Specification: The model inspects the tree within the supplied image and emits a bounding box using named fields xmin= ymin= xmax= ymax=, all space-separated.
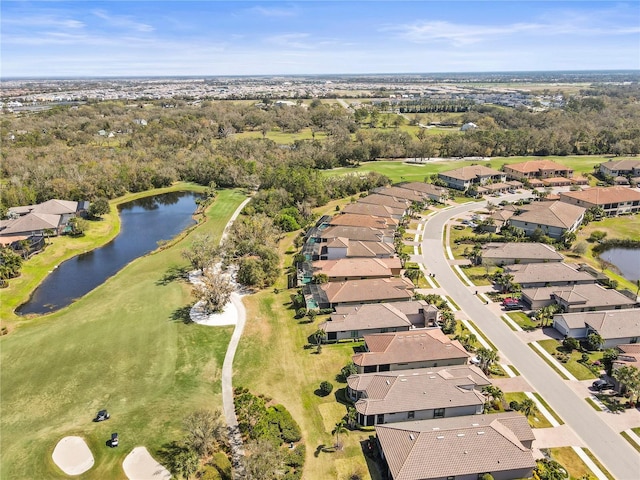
xmin=475 ymin=347 xmax=499 ymax=375
xmin=587 ymin=333 xmax=604 ymax=351
xmin=482 ymin=385 xmax=504 ymax=409
xmin=88 ymin=197 xmax=110 ymax=218
xmin=319 ymin=381 xmax=333 ymax=396
xmin=519 ymin=398 xmax=537 ymax=418
xmin=332 ymin=420 xmax=348 ymax=450
xmin=193 ymin=269 xmax=234 ymax=313
xmin=339 ymin=362 xmax=358 ymax=382
xmin=572 ymin=241 xmax=588 ymax=255
xmin=243 ymin=439 xmax=285 ymax=480
xmin=602 ymin=349 xmax=618 ymax=376
xmin=183 ymin=409 xmax=224 ymax=458
xmin=182 ymin=234 xmax=219 ymax=272
xmin=613 ymin=365 xmax=640 ymax=405
xmin=562 ymin=337 xmax=580 ymax=352
xmin=67 ymin=217 xmax=88 ymax=235
xmin=165 ymin=445 xmax=199 ymax=480
xmin=346 ymin=406 xmax=358 ymax=429
xmin=534 ymin=459 xmax=568 ymax=480
xmin=312 ymin=329 xmax=327 ymax=348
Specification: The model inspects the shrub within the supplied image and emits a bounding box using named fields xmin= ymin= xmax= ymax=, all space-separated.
xmin=209 ymin=452 xmax=232 ymax=480
xmin=580 ymin=353 xmax=590 ymax=363
xmin=338 ymin=362 xmax=358 ymax=382
xmin=509 ymin=400 xmax=521 ymax=411
xmin=295 ymin=308 xmax=307 ymax=319
xmin=200 ymin=465 xmax=222 ymax=480
xmin=589 ymin=231 xmax=607 ymax=242
xmin=562 ymin=337 xmax=580 ymax=352
xmin=272 ymin=405 xmax=302 ymax=443
xmin=286 ymin=444 xmax=306 ymax=468
xmin=319 ymin=381 xmax=334 ymax=396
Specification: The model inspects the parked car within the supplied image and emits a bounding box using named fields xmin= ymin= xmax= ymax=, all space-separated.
xmin=94 ymin=410 xmax=110 ymax=422
xmin=502 ymin=298 xmax=522 ymax=310
xmin=592 ymin=379 xmax=614 ymax=391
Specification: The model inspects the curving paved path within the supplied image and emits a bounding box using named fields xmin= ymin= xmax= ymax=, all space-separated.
xmin=417 ymin=198 xmax=640 ymax=480
xmin=219 ymin=196 xmax=251 ymax=478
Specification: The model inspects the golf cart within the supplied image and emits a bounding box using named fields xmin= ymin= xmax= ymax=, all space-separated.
xmin=110 ymin=433 xmax=119 ymax=448
xmin=94 ymin=409 xmax=110 ymax=422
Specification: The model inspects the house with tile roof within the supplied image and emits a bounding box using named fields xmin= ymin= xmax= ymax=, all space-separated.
xmin=481 ymin=242 xmax=563 ymax=266
xmin=373 ymin=186 xmax=426 ymax=204
xmin=508 ymin=201 xmax=585 ymax=239
xmin=311 ymin=237 xmax=396 ymax=261
xmin=347 ymin=365 xmax=490 ymax=427
xmin=1 ymin=199 xmax=87 ymax=238
xmin=521 ymin=283 xmax=638 ymax=312
xmin=318 ymin=225 xmax=394 ymax=243
xmin=358 ymin=193 xmax=411 ymax=210
xmin=311 ymin=257 xmax=402 ymax=281
xmin=397 ymin=182 xmax=448 ymax=203
xmin=341 ymin=202 xmax=405 ymax=219
xmin=611 ymin=344 xmax=640 ymax=392
xmin=599 ymin=159 xmax=640 ymax=178
xmin=438 ymin=165 xmax=506 ymax=191
xmin=352 ymin=329 xmax=469 ymax=374
xmin=318 ymin=300 xmax=439 ymax=342
xmin=375 ymin=412 xmax=536 ymax=480
xmin=503 ymin=160 xmax=573 ymax=181
xmin=553 ymin=310 xmax=640 ymax=348
xmin=329 ymin=213 xmax=398 ymax=229
xmin=502 ymin=262 xmax=596 ymax=288
xmin=308 ymin=277 xmax=415 ymax=310
xmin=559 ymin=187 xmax=640 ymax=216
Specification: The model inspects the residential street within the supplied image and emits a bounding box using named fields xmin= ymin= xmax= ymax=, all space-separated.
xmin=418 ymin=200 xmax=640 ymax=480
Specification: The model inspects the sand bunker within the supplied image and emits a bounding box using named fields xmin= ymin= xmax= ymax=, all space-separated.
xmin=123 ymin=447 xmax=171 ymax=480
xmin=52 ymin=436 xmax=94 ymax=476
xmin=188 ymin=269 xmax=239 ymax=326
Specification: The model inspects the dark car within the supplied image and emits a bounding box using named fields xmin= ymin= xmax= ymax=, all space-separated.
xmin=592 ymin=379 xmax=614 ymax=391
xmin=94 ymin=409 xmax=110 ymax=422
xmin=502 ymin=298 xmax=522 ymax=310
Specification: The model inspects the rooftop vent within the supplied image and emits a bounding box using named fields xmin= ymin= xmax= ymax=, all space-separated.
xmin=477 ymin=431 xmax=485 ymax=435
xmin=436 ymin=435 xmax=445 ymax=440
xmin=409 ymin=434 xmax=415 ymax=440
xmin=457 ymin=433 xmax=465 ymax=437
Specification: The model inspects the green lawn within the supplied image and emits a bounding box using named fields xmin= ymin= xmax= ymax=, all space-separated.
xmin=493 ymin=392 xmax=553 ymax=429
xmin=507 ymin=312 xmax=539 ymax=331
xmin=459 ymin=265 xmax=495 ymax=286
xmin=0 ymin=189 xmax=247 ymax=479
xmin=537 ymin=339 xmax=603 ymax=380
xmin=548 ymin=447 xmax=600 ymax=480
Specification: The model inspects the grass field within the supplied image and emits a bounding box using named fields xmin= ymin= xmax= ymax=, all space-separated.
xmin=499 ymin=392 xmax=553 ymax=428
xmin=0 ymin=188 xmax=246 ymax=479
xmin=507 ymin=312 xmax=539 ymax=331
xmin=537 ymin=339 xmax=603 ymax=380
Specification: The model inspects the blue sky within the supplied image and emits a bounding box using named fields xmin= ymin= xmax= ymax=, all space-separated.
xmin=2 ymin=1 xmax=639 ymax=77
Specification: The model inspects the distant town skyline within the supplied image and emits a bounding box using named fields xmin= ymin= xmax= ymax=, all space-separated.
xmin=2 ymin=1 xmax=639 ymax=78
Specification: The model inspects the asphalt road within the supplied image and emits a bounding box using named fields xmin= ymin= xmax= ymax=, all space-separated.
xmin=419 ymin=200 xmax=640 ymax=480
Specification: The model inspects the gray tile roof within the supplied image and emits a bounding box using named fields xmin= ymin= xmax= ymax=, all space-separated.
xmin=481 ymin=242 xmax=563 ymax=262
xmin=0 ymin=213 xmax=61 ymax=235
xmin=510 ymin=201 xmax=585 ymax=229
xmin=555 ymin=310 xmax=640 ymax=339
xmin=376 ymin=412 xmax=535 ymax=480
xmin=349 ymin=365 xmax=489 ymax=415
xmin=353 ymin=329 xmax=469 ymax=367
xmin=504 ymin=262 xmax=595 ymax=285
xmin=320 ymin=300 xmax=433 ymax=333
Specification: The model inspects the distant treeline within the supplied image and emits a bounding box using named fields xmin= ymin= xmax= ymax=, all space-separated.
xmin=1 ymin=84 xmax=639 ymax=212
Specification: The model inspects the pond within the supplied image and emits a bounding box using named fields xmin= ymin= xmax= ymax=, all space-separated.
xmin=17 ymin=191 xmax=201 ymax=315
xmin=600 ymin=247 xmax=640 ymax=283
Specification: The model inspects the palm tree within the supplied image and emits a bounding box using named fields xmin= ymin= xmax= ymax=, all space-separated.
xmin=312 ymin=329 xmax=327 ymax=352
xmin=613 ymin=365 xmax=640 ymax=406
xmin=346 ymin=406 xmax=358 ymax=429
xmin=332 ymin=420 xmax=348 ymax=450
xmin=519 ymin=398 xmax=537 ymax=418
xmin=476 ymin=347 xmax=499 ymax=375
xmin=482 ymin=385 xmax=504 ymax=409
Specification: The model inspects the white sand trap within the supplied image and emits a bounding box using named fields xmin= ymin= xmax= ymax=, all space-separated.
xmin=191 ymin=297 xmax=238 ymax=326
xmin=52 ymin=436 xmax=94 ymax=476
xmin=123 ymin=447 xmax=171 ymax=480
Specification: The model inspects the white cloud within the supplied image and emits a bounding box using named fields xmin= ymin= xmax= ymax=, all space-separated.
xmin=92 ymin=9 xmax=154 ymax=33
xmin=265 ymin=33 xmax=314 ymax=49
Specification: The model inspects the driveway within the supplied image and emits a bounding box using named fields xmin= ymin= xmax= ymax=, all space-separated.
xmin=417 ymin=198 xmax=640 ymax=480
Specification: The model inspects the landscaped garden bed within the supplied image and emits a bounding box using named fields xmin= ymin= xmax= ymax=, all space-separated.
xmin=537 ymin=339 xmax=603 ymax=380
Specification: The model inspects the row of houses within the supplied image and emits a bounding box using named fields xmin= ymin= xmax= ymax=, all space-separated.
xmin=479 ymin=242 xmax=640 ymax=345
xmin=437 ymin=160 xmax=640 ymax=217
xmin=301 ymin=182 xmax=447 ymax=310
xmin=297 ymin=187 xmax=539 ymax=479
